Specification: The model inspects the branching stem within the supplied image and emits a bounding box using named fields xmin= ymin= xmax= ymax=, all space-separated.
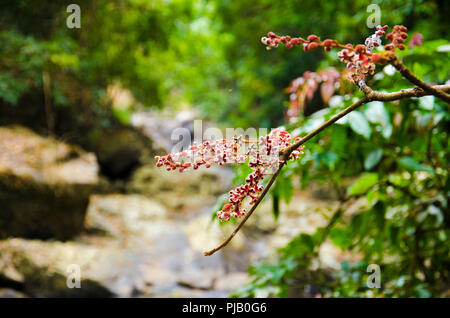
xmin=203 ymin=83 xmax=450 ymax=256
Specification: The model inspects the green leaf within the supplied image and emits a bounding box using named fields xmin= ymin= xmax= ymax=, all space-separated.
xmin=347 ymin=173 xmax=379 ymax=196
xmin=329 ymin=228 xmax=352 ymax=249
xmin=211 ymin=193 xmax=228 ymax=221
xmin=364 ymin=101 xmax=390 ymax=127
xmin=382 ymin=123 xmax=393 ymax=139
xmin=388 ymin=225 xmax=400 ymax=247
xmin=397 ymin=157 xmax=434 ymax=174
xmin=320 ymin=151 xmax=339 ymax=170
xmin=388 ymin=173 xmax=411 ymax=187
xmin=418 ymin=95 xmax=435 ymax=111
xmin=272 ymin=191 xmax=280 ymax=221
xmin=271 ymin=267 xmax=286 ymax=284
xmin=364 ymin=149 xmax=383 ymax=170
xmin=279 ymin=175 xmax=293 ymax=204
xmin=348 ymin=111 xmax=371 ymax=139
xmin=364 ymin=102 xmax=392 ymax=139
xmin=331 ymin=125 xmax=348 ymax=151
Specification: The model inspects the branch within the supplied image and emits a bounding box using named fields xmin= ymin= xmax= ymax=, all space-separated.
xmin=360 ymin=83 xmax=450 ymax=102
xmin=390 ymin=58 xmax=450 ymax=104
xmin=203 ymin=83 xmax=449 ymax=256
xmin=204 ymin=97 xmax=367 ymax=256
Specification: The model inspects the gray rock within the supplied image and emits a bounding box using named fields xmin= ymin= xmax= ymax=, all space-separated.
xmin=0 ymin=238 xmax=152 ymax=297
xmin=0 ymin=288 xmax=27 ymax=298
xmin=215 ymin=272 xmax=250 ymax=292
xmin=127 ymin=164 xmax=233 ymax=212
xmin=0 ymin=126 xmax=100 ymax=240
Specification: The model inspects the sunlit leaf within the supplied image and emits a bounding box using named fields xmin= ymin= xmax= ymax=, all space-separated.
xmin=348 ymin=111 xmax=371 ymax=139
xmin=418 ymin=95 xmax=435 ymax=110
xmin=329 ymin=228 xmax=352 ymax=249
xmin=364 ymin=149 xmax=383 ymax=170
xmin=347 ymin=173 xmax=379 ymax=196
xmin=397 ymin=157 xmax=434 ymax=174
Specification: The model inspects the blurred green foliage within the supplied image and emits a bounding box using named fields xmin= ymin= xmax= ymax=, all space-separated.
xmin=1 ymin=0 xmax=449 ymax=298
xmin=2 ymin=0 xmax=448 ymax=123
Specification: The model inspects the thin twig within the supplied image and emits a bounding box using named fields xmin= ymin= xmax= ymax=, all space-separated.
xmin=360 ymin=83 xmax=450 ymax=102
xmin=283 ymin=83 xmax=450 ymax=157
xmin=280 ymin=97 xmax=368 ymax=159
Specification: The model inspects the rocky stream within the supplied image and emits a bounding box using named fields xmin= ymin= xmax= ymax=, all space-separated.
xmin=0 ymin=112 xmax=351 ymax=298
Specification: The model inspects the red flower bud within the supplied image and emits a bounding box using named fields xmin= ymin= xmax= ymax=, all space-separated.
xmin=355 ymin=44 xmax=366 ymax=53
xmin=371 ymin=53 xmax=381 ymax=64
xmin=307 ymin=35 xmax=319 ymax=42
xmin=222 ymin=204 xmax=232 ymax=212
xmin=290 ymin=38 xmax=300 ymax=46
xmin=307 ymin=42 xmax=319 ymax=50
xmin=322 ymin=39 xmax=334 ymax=47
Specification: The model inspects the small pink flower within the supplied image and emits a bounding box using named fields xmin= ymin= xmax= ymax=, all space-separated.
xmin=410 ymin=33 xmax=423 ymax=48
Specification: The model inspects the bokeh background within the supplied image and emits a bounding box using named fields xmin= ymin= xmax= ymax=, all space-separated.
xmin=0 ymin=0 xmax=449 ymax=297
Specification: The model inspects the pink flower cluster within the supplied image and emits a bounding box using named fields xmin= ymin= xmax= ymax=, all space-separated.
xmin=364 ymin=25 xmax=388 ymax=52
xmin=155 ymin=137 xmax=246 ymax=172
xmin=218 ymin=168 xmax=264 ymax=221
xmin=385 ymin=25 xmax=408 ymax=51
xmin=155 ymin=128 xmax=305 ymax=222
xmin=285 ymin=68 xmax=341 ymax=119
xmin=261 ymin=25 xmax=412 ymax=84
xmin=338 ymin=25 xmax=388 ymax=82
xmin=410 ymin=33 xmax=423 ymax=49
xmin=217 ymin=129 xmax=304 ymax=222
xmin=261 ymin=32 xmax=307 ymax=50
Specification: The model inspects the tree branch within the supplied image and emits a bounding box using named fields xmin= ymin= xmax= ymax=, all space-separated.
xmin=203 ymin=83 xmax=450 ymax=256
xmin=390 ymin=58 xmax=450 ymax=104
xmin=360 ymin=83 xmax=450 ymax=102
